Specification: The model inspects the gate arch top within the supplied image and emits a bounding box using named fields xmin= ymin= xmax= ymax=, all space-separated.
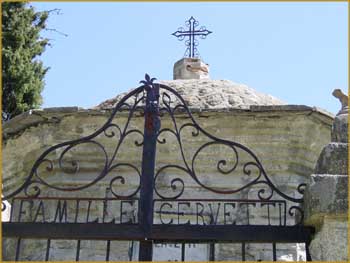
xmin=3 ymin=74 xmax=306 ymax=225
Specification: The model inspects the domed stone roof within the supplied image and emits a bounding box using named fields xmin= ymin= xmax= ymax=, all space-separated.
xmin=95 ymin=79 xmax=285 ymax=110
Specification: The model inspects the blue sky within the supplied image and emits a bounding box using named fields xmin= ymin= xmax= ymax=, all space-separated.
xmin=32 ymin=1 xmax=348 ymax=115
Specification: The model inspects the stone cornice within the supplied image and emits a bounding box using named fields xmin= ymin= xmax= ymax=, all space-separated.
xmin=2 ymin=105 xmax=334 ymax=141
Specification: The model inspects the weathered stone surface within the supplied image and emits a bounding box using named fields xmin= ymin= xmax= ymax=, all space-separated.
xmin=303 ymin=97 xmax=348 ymax=261
xmin=304 ymin=174 xmax=348 ymax=227
xmin=3 ymin=105 xmax=333 ymax=140
xmin=95 ymin=79 xmax=286 ymax=110
xmin=314 ymin=143 xmax=348 ymax=175
xmin=309 ymin=217 xmax=348 ymax=261
xmin=332 ymin=89 xmax=348 ymax=116
xmin=2 ymin=111 xmax=46 ymax=138
xmin=42 ymin=106 xmax=81 ymax=112
xmin=2 ymin=108 xmax=332 ymax=197
xmin=331 ymin=113 xmax=348 ymax=143
xmin=173 ymin=58 xmax=210 ymax=80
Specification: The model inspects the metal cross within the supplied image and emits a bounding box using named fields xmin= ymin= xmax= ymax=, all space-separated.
xmin=172 ymin=16 xmax=212 ymax=58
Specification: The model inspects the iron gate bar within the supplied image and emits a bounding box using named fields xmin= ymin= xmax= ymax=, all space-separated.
xmin=138 ymin=76 xmax=160 ymax=260
xmin=181 ymin=242 xmax=185 ymax=261
xmin=150 ymin=225 xmax=314 ymax=243
xmin=15 ymin=238 xmax=21 ymax=261
xmin=305 ymin=242 xmax=312 ymax=261
xmin=45 ymin=239 xmax=50 ymax=261
xmin=75 ymin=240 xmax=81 ymax=261
xmin=242 ymin=242 xmax=246 ymax=261
xmin=272 ymin=242 xmax=277 ymax=261
xmin=3 ymin=222 xmax=144 ymax=240
xmin=106 ymin=240 xmax=111 ymax=261
xmin=209 ymin=243 xmax=215 ymax=261
xmin=3 ymin=223 xmax=314 ymax=243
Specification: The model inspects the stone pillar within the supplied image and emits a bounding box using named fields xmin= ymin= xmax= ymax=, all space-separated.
xmin=173 ymin=58 xmax=209 ymax=80
xmin=304 ymin=89 xmax=348 ymax=261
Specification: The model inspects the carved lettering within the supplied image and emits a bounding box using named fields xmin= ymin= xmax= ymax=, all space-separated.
xmin=18 ymin=200 xmax=32 ymax=222
xmin=196 ymin=202 xmax=205 ymax=225
xmin=33 ymin=200 xmax=46 ymax=222
xmin=208 ymin=203 xmax=221 ymax=225
xmin=13 ymin=198 xmax=140 ymax=224
xmin=223 ymin=203 xmax=236 ymax=225
xmin=261 ymin=203 xmax=276 ymax=225
xmin=178 ymin=202 xmax=191 ymax=225
xmin=11 ymin=198 xmax=286 ymax=226
xmin=54 ymin=200 xmax=68 ymax=223
xmin=159 ymin=203 xmax=173 ymax=225
xmin=86 ymin=200 xmax=99 ymax=223
xmin=120 ymin=200 xmax=134 ymax=224
xmin=239 ymin=203 xmax=256 ymax=225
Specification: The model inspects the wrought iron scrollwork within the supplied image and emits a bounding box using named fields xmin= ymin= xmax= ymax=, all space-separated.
xmin=2 ymin=74 xmax=307 ymax=225
xmin=153 ymin=82 xmax=306 ymax=224
xmin=3 ymin=80 xmax=147 ymax=202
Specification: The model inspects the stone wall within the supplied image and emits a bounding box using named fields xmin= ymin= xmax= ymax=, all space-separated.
xmin=304 ymin=106 xmax=348 ymax=261
xmin=2 ymin=105 xmax=333 ymax=261
xmin=2 ymin=105 xmax=332 ymax=196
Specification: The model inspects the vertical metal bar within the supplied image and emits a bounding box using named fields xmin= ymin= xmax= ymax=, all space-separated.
xmin=209 ymin=243 xmax=215 ymax=261
xmin=128 ymin=241 xmax=135 ymax=261
xmin=18 ymin=200 xmax=24 ymax=222
xmin=45 ymin=239 xmax=51 ymax=261
xmin=139 ymin=241 xmax=152 ymax=261
xmin=106 ymin=240 xmax=111 ymax=261
xmin=190 ymin=21 xmax=194 ymax=57
xmin=272 ymin=242 xmax=277 ymax=261
xmin=278 ymin=203 xmax=282 ymax=226
xmin=15 ymin=238 xmax=21 ymax=261
xmin=181 ymin=243 xmax=185 ymax=262
xmin=74 ymin=200 xmax=80 ymax=223
xmin=138 ymin=81 xmax=160 ymax=261
xmin=76 ymin=240 xmax=81 ymax=261
xmin=241 ymin=242 xmax=246 ymax=261
xmin=9 ymin=199 xmax=15 ymax=222
xmin=305 ymin=242 xmax=312 ymax=261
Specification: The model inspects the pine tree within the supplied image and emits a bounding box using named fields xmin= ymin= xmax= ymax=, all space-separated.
xmin=2 ymin=2 xmax=49 ymax=118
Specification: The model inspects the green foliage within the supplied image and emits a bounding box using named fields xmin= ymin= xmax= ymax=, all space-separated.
xmin=2 ymin=2 xmax=49 ymax=117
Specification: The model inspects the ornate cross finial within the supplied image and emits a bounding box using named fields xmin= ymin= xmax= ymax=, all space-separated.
xmin=172 ymin=16 xmax=212 ymax=58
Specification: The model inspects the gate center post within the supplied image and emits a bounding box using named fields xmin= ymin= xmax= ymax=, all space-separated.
xmin=138 ymin=79 xmax=160 ymax=261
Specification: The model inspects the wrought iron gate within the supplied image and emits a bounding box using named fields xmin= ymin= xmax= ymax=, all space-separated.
xmin=2 ymin=75 xmax=314 ymax=261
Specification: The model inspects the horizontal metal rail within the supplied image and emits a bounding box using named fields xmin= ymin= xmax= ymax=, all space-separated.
xmin=3 ymin=223 xmax=314 ymax=243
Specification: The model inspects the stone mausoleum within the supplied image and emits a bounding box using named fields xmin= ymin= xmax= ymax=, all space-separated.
xmin=2 ymin=56 xmax=348 ymax=261
xmin=1 ymin=16 xmax=348 ymax=260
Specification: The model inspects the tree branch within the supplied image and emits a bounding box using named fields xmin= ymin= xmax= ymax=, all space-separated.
xmin=44 ymin=28 xmax=68 ymax=37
